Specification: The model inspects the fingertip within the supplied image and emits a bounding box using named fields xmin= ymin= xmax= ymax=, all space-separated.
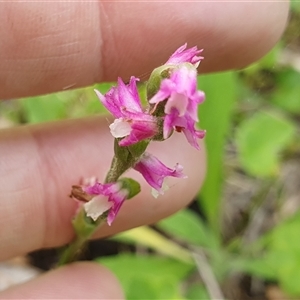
xmin=0 ymin=1 xmax=290 ymax=98
xmin=0 ymin=262 xmax=124 ymax=299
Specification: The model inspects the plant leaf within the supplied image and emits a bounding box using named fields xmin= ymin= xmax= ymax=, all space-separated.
xmin=235 ymin=110 xmax=296 ymax=177
xmin=157 ymin=209 xmax=220 ymax=249
xmin=97 ymin=254 xmax=193 ymax=299
xmin=197 ymin=71 xmax=237 ymax=232
xmin=111 ymin=226 xmax=193 ymax=264
xmin=272 ymin=68 xmax=300 ymax=114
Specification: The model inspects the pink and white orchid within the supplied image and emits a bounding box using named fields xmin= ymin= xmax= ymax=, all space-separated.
xmin=95 ymin=76 xmax=157 ymax=146
xmin=149 ymin=66 xmax=206 ymax=149
xmin=133 ymin=152 xmax=186 ymax=195
xmin=83 ymin=182 xmax=128 ymax=225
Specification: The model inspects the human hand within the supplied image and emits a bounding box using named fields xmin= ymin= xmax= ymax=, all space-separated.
xmin=0 ymin=1 xmax=289 ymax=298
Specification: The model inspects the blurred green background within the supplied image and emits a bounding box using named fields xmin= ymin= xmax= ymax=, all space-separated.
xmin=1 ymin=3 xmax=300 ymax=300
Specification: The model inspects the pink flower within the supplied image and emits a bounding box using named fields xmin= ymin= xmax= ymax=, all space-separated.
xmin=133 ymin=152 xmax=186 ymax=195
xmin=95 ymin=77 xmax=157 ymax=146
xmin=83 ymin=182 xmax=128 ymax=225
xmin=149 ymin=66 xmax=205 ymax=149
xmin=165 ymin=43 xmax=203 ymax=67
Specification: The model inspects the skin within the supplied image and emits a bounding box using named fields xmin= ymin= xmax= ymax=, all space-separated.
xmin=0 ymin=1 xmax=289 ymax=298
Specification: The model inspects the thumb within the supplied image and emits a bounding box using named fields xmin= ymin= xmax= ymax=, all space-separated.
xmin=0 ymin=262 xmax=124 ymax=299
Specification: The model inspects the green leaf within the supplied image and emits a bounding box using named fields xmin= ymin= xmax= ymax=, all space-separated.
xmin=230 ymin=257 xmax=277 ymax=281
xmin=111 ymin=226 xmax=193 ymax=264
xmin=272 ymin=68 xmax=300 ymax=114
xmin=157 ymin=209 xmax=220 ymax=249
xmin=186 ymin=284 xmax=210 ymax=300
xmin=81 ymin=85 xmax=112 ymax=115
xmin=97 ymin=254 xmax=193 ymax=299
xmin=20 ymin=94 xmax=67 ymax=123
xmin=235 ymin=110 xmax=296 ymax=177
xmin=197 ymin=72 xmax=237 ymax=232
xmin=269 ymin=213 xmax=300 ymax=253
xmin=262 ymin=213 xmax=300 ymax=296
xmin=93 ymin=82 xmax=113 ymax=93
xmin=71 ymin=84 xmax=114 ymax=117
xmin=233 ymin=214 xmax=300 ymax=296
xmin=19 ymin=84 xmax=112 ymax=123
xmin=291 ymin=1 xmax=300 ymax=12
xmin=236 ymin=212 xmax=300 ymax=297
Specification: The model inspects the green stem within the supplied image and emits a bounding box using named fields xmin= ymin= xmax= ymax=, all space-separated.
xmin=58 ymin=211 xmax=105 ymax=266
xmin=57 ymin=236 xmax=87 ymax=266
xmin=105 ymin=156 xmax=130 ymax=183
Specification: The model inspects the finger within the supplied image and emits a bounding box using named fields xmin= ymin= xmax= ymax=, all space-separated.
xmin=0 ymin=1 xmax=289 ymax=99
xmin=0 ymin=116 xmax=206 ymax=260
xmin=0 ymin=262 xmax=124 ymax=299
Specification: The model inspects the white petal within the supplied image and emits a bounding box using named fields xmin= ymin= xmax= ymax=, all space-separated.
xmin=109 ymin=119 xmax=131 ymax=138
xmin=151 ymin=182 xmax=170 ymax=199
xmin=81 ymin=176 xmax=98 ymax=186
xmin=165 ymin=93 xmax=188 ymax=117
xmin=151 ymin=188 xmax=161 ymax=199
xmin=84 ymin=196 xmax=113 ymax=221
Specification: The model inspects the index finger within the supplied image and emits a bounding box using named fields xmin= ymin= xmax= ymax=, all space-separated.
xmin=0 ymin=1 xmax=289 ymax=99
